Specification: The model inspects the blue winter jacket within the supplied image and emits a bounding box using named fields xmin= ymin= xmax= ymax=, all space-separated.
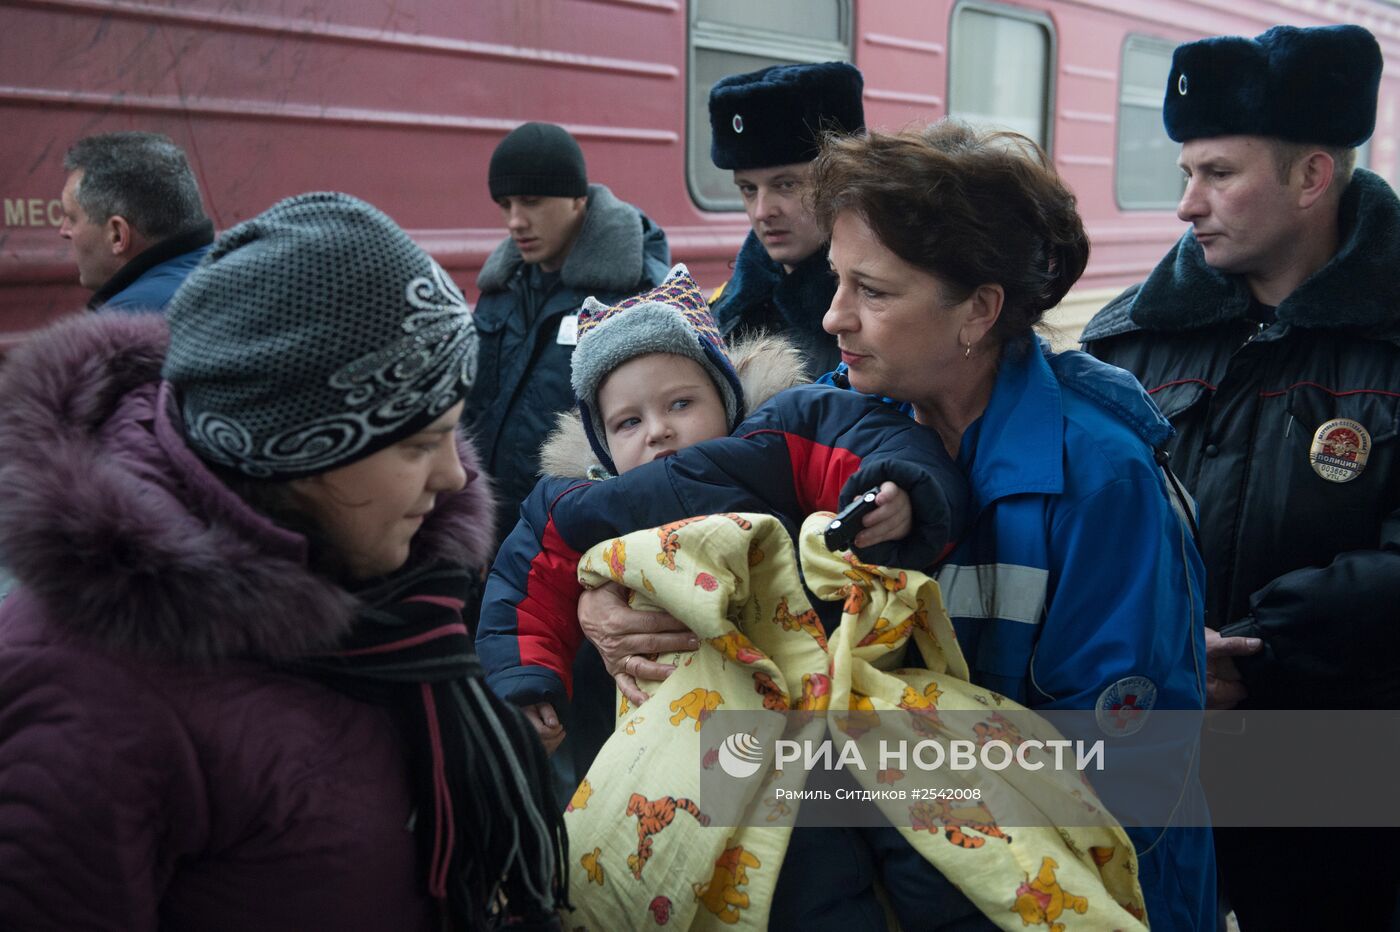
xmin=711 ymin=231 xmax=840 ymax=376
xmin=88 ymin=222 xmax=214 ymax=313
xmin=822 ymin=342 xmax=1215 ymax=932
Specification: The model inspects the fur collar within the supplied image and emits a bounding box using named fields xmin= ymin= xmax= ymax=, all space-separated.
xmin=537 ymin=333 xmax=808 ymax=479
xmin=0 ymin=313 xmax=495 ymax=662
xmin=476 ymin=184 xmax=648 ymax=294
xmin=1083 ymin=169 xmax=1400 ymax=344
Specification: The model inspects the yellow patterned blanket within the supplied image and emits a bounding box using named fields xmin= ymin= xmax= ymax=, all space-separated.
xmin=562 ymin=513 xmax=1148 ymax=931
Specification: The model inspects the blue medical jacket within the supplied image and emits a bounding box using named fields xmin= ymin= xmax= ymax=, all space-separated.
xmin=825 ymin=343 xmax=1215 ymax=931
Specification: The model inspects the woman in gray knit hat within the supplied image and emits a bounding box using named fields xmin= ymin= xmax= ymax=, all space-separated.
xmin=0 ymin=193 xmax=566 ymax=931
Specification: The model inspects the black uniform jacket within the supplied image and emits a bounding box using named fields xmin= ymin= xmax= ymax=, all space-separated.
xmin=1082 ymin=169 xmax=1400 ymax=708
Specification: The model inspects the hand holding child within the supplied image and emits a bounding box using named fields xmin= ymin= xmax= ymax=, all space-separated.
xmin=578 ymin=583 xmax=700 ymax=706
xmin=523 ymin=701 xmax=566 ymax=754
xmin=852 ymin=481 xmax=912 ymax=549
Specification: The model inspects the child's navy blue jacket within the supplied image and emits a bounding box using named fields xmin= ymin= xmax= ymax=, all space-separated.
xmin=476 ymin=383 xmax=970 ymax=708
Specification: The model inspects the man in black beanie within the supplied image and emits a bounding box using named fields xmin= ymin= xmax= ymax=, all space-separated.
xmin=1082 ymin=25 xmax=1400 ymax=930
xmin=464 ymin=120 xmax=670 ymax=798
xmin=707 ymin=62 xmax=864 ymax=377
xmin=466 ymin=122 xmax=671 ymax=551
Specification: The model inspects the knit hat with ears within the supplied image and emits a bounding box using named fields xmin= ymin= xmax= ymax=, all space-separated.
xmin=571 ymin=264 xmax=745 ymax=474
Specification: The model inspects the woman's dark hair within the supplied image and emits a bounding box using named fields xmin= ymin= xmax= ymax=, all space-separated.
xmin=211 ymin=466 xmax=354 ymax=581
xmin=810 ymin=120 xmax=1090 ymax=347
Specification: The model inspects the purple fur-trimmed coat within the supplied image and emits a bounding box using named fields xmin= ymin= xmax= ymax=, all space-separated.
xmin=0 ymin=313 xmax=495 ymax=931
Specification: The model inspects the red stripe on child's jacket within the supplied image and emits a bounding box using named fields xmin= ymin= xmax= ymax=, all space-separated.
xmin=516 ymin=514 xmax=586 ymax=696
xmin=778 ymin=431 xmax=864 ymax=514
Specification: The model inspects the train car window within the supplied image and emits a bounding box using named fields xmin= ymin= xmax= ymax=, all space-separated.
xmin=694 ymin=0 xmax=844 ymax=42
xmin=687 ymin=0 xmax=853 ymax=211
xmin=1117 ymin=35 xmax=1185 ymax=209
xmin=948 ymin=2 xmax=1055 ymax=150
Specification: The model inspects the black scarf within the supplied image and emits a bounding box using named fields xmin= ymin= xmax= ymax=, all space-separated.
xmin=291 ymin=562 xmax=568 ymax=930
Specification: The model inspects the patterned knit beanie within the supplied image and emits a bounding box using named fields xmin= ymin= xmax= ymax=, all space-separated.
xmin=162 ymin=192 xmax=478 ymax=479
xmin=572 ymin=264 xmax=744 ymax=474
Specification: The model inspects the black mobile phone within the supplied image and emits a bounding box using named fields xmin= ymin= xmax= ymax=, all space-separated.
xmin=823 ymin=487 xmax=881 ymax=552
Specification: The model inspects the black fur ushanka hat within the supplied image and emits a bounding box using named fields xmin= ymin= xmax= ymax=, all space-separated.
xmin=1165 ymin=24 xmax=1381 ymax=147
xmin=709 ymin=61 xmax=865 ymax=170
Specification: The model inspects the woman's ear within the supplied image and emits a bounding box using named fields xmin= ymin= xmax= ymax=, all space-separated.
xmin=964 ymin=283 xmax=1004 ymax=345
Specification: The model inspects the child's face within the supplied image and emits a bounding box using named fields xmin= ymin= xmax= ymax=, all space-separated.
xmin=597 ymin=353 xmax=729 ymax=474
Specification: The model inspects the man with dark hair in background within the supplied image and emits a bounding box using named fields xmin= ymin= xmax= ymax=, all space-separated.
xmin=59 ymin=132 xmax=213 ymax=312
xmin=1082 ymin=24 xmax=1400 ymax=930
xmin=707 ymin=61 xmax=864 ymax=377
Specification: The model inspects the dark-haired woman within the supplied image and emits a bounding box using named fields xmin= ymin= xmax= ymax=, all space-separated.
xmin=0 ymin=193 xmax=565 ymax=931
xmin=810 ymin=121 xmax=1214 ymax=931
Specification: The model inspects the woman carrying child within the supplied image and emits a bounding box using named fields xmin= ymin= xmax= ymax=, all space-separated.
xmin=810 ymin=120 xmax=1213 ymax=931
xmin=576 ymin=122 xmax=1214 ymax=930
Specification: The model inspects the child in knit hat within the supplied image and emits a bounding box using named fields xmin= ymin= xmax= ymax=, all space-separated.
xmin=477 ymin=264 xmax=969 ymax=752
xmin=569 ymin=264 xmax=748 ymax=479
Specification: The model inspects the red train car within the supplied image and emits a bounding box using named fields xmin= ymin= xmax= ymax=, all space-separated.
xmin=3 ymin=0 xmax=1398 ymax=347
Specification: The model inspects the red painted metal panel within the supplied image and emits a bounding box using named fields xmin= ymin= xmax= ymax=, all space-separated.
xmin=0 ymin=0 xmax=714 ymax=342
xmin=3 ymin=0 xmax=1400 ymax=345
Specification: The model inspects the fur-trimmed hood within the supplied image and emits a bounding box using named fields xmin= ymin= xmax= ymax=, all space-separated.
xmin=1082 ymin=168 xmax=1400 ymax=345
xmin=0 ymin=313 xmax=495 ymax=663
xmin=537 ymin=332 xmax=808 ymax=478
xmin=476 ymin=184 xmax=666 ymax=294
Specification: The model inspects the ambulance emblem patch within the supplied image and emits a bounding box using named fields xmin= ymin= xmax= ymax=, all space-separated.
xmin=1095 ymin=676 xmax=1156 ymax=737
xmin=1309 ymin=418 xmax=1371 ymax=483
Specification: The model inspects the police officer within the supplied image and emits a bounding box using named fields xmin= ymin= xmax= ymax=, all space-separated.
xmin=707 ymin=61 xmax=864 ymax=377
xmin=1082 ymin=25 xmax=1400 ymax=930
